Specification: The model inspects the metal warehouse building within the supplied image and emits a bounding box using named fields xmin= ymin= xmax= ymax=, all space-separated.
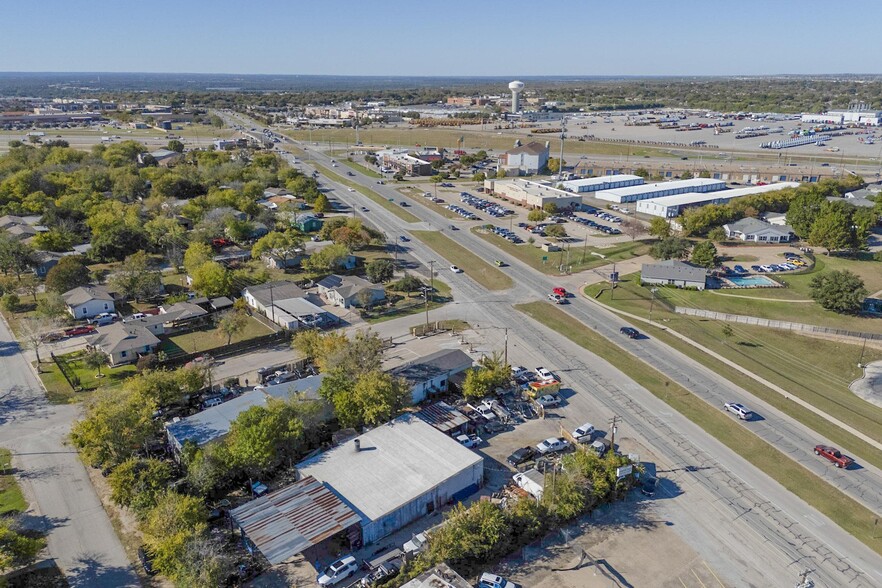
xmin=595 ymin=178 xmax=726 ymax=203
xmin=559 ymin=174 xmax=644 ymax=193
xmin=297 ymin=415 xmax=484 ymax=545
xmin=636 ymin=182 xmax=800 ymax=218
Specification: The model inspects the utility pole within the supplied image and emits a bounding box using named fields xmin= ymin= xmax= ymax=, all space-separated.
xmin=648 ymin=287 xmax=659 ymax=323
xmin=503 ymin=327 xmax=509 ymax=367
xmin=609 ymin=415 xmax=620 ymax=449
xmin=859 ymin=337 xmax=868 ymax=368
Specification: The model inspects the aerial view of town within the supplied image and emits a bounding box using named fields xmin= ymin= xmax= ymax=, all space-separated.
xmin=2 ymin=2 xmax=882 ymax=588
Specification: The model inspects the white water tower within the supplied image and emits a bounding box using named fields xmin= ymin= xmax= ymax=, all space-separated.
xmin=509 ymin=80 xmax=525 ymax=113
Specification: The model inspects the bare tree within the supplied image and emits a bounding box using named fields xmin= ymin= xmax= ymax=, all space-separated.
xmin=19 ymin=317 xmax=57 ymax=371
xmin=621 ymin=218 xmax=644 ymax=241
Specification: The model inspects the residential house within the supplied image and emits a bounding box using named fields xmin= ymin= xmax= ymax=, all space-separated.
xmin=389 ymin=349 xmax=474 ymax=404
xmin=267 ymin=296 xmax=331 ymax=330
xmin=316 ymin=274 xmax=385 ymax=308
xmin=640 ymin=260 xmax=708 ymax=290
xmin=144 ymin=148 xmax=184 ymax=167
xmin=723 ymin=217 xmax=794 ymax=243
xmin=62 ymin=285 xmax=115 ymax=319
xmin=87 ymin=323 xmax=160 ymax=366
xmin=294 ymin=214 xmax=323 ymax=233
xmin=32 ymin=251 xmax=64 ymax=277
xmin=243 ymin=281 xmax=306 ymax=315
xmin=159 ymin=301 xmax=208 ymax=326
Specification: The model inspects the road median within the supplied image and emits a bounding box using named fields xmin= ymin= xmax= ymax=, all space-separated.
xmin=411 ymin=230 xmax=513 ymax=291
xmin=313 ymin=164 xmax=421 ymax=223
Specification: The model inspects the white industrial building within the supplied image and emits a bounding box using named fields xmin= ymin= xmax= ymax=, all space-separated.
xmin=636 ymin=182 xmax=800 ymax=218
xmin=560 ymin=174 xmax=644 ymax=193
xmin=297 ymin=415 xmax=483 ymax=545
xmin=484 ymin=177 xmax=582 ymax=210
xmin=595 ymin=178 xmax=726 ymax=204
xmin=801 ymin=110 xmax=882 ymax=126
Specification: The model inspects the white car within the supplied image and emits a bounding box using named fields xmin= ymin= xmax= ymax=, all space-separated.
xmin=724 ymin=402 xmax=753 ymax=420
xmin=535 ymin=367 xmax=555 ymax=382
xmin=536 ymin=437 xmax=570 ymax=455
xmin=403 ymin=532 xmax=428 ymax=555
xmin=317 ymin=555 xmax=358 ymax=586
xmin=572 ymin=423 xmax=596 ymax=442
xmin=511 ymin=366 xmax=530 ymax=380
xmin=479 ymin=573 xmax=516 ymax=588
xmin=450 ymin=265 xmax=463 ymax=273
xmin=475 ymin=404 xmax=497 ymax=420
xmin=536 ymin=394 xmax=560 ymax=408
xmin=347 ymin=187 xmax=355 ymax=192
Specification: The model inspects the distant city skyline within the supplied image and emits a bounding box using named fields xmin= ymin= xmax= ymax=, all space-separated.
xmin=2 ymin=0 xmax=881 ymax=76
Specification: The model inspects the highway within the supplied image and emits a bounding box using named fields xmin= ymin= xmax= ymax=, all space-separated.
xmin=217 ymin=106 xmax=882 ymax=586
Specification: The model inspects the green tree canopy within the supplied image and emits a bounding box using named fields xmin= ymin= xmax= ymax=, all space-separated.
xmin=690 ymin=240 xmax=718 ymax=269
xmin=366 ymin=258 xmax=394 ymax=283
xmin=45 ymin=255 xmax=90 ymax=293
xmin=650 ymin=236 xmax=690 ymax=260
xmin=809 ymin=270 xmax=867 ymax=314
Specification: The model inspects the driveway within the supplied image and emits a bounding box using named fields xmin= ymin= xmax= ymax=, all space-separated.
xmin=0 ymin=317 xmax=138 ymax=587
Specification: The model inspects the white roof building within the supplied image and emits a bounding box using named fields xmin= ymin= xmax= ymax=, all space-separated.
xmin=595 ymin=178 xmax=726 ymax=203
xmin=559 ymin=174 xmax=644 ymax=193
xmin=635 ymin=182 xmax=800 ymax=218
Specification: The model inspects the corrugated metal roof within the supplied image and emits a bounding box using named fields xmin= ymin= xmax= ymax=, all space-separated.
xmin=415 ymin=402 xmax=468 ymax=433
xmin=230 ymin=475 xmax=361 ymax=565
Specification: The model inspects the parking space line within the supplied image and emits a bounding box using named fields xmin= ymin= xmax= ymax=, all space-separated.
xmin=691 ymin=568 xmax=708 ymax=588
xmin=703 ymin=560 xmax=725 ymax=587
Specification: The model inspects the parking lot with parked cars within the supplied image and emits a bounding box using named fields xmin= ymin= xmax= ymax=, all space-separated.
xmin=460 ymin=192 xmax=515 ymax=218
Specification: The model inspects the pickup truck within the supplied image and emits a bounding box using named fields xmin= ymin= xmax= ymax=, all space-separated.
xmin=814 ymin=445 xmax=854 ymax=469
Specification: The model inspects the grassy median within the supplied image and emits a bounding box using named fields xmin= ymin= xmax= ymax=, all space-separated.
xmin=0 ymin=448 xmax=26 ymax=515
xmin=313 ymin=164 xmax=421 ymax=223
xmin=411 ymin=230 xmax=513 ymax=291
xmin=516 ymin=301 xmax=882 ymax=556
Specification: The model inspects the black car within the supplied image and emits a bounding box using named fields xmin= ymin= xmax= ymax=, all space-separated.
xmin=640 ymin=476 xmax=658 ymax=497
xmin=138 ymin=546 xmax=156 ymax=576
xmin=507 ymin=446 xmax=536 ymax=467
xmin=620 ymin=327 xmax=639 ymax=339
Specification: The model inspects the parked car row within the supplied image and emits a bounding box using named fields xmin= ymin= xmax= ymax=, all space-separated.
xmin=446 ymin=204 xmax=480 ymax=220
xmin=489 ymin=225 xmax=523 ymax=244
xmin=460 ymin=192 xmax=513 ymax=218
xmin=573 ymin=214 xmax=622 ymax=235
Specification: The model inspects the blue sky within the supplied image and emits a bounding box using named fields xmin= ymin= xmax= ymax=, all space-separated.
xmin=1 ymin=0 xmax=879 ymax=76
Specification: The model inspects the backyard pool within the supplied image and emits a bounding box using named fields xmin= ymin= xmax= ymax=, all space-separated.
xmin=726 ymin=275 xmax=779 ymax=288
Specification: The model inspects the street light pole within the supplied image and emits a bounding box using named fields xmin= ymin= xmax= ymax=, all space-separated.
xmin=648 ymin=287 xmax=659 ymax=323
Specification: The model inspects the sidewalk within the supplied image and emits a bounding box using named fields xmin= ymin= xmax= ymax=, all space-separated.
xmin=581 ymin=291 xmax=882 ymax=455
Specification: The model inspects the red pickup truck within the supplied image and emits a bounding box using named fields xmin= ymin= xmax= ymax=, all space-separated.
xmin=814 ymin=445 xmax=854 ymax=469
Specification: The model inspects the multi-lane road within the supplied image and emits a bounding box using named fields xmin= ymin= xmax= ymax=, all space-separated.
xmin=235 ymin=112 xmax=882 ymax=587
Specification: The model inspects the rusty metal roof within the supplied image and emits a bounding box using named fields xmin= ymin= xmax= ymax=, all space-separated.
xmin=415 ymin=401 xmax=469 ymax=434
xmin=230 ymin=475 xmax=360 ymax=565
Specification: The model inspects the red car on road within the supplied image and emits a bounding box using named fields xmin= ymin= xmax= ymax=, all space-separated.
xmin=553 ymin=287 xmax=568 ymax=298
xmin=814 ymin=445 xmax=854 ymax=469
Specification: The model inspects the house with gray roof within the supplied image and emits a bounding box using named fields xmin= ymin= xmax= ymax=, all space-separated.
xmin=723 ymin=217 xmax=794 ymax=243
xmin=243 ymin=281 xmax=306 ymax=315
xmin=62 ymin=285 xmax=115 ymax=319
xmin=316 ymin=274 xmax=385 ymax=309
xmin=87 ymin=322 xmax=160 ymax=366
xmin=388 ymin=349 xmax=474 ymax=404
xmin=641 ymin=259 xmax=708 ymax=290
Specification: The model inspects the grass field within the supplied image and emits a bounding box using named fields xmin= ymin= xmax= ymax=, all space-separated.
xmin=0 ymin=448 xmax=26 ymax=516
xmin=159 ymin=315 xmax=273 ymax=357
xmin=397 ymin=186 xmax=461 ymax=219
xmin=38 ymin=352 xmax=136 ymax=404
xmin=472 ymin=228 xmax=651 ymax=275
xmin=313 ymin=164 xmax=422 ymax=223
xmin=410 ymin=230 xmax=513 ymax=291
xmin=515 ymin=301 xmax=882 ymax=557
xmin=365 ymin=279 xmax=452 ymax=324
xmin=338 ymin=158 xmax=383 ymax=178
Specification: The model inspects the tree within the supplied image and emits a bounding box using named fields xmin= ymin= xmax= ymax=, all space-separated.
xmin=544 ymin=224 xmax=567 ymax=238
xmin=349 ymin=371 xmax=410 ymax=427
xmin=0 ymin=518 xmax=42 ymax=573
xmin=648 ymin=217 xmax=672 ymax=239
xmin=190 ymin=261 xmax=231 ymax=298
xmin=175 ymin=536 xmax=235 ymax=588
xmin=650 ymin=237 xmax=690 ymax=260
xmin=786 ymin=190 xmax=826 ymax=237
xmin=110 ymin=251 xmax=163 ymax=302
xmin=304 ymin=243 xmax=352 ymax=273
xmin=472 ymin=172 xmax=486 ymax=182
xmin=0 ymin=236 xmax=34 ymax=280
xmin=690 ymin=241 xmax=718 ymax=269
xmin=809 ymin=270 xmax=867 ymax=314
xmin=1 ymin=292 xmax=19 ymax=313
xmin=31 ymin=229 xmax=73 ymax=252
xmin=707 ymin=226 xmax=727 ymax=243
xmin=496 ymin=169 xmax=506 ymax=179
xmin=107 ymin=458 xmax=172 ymax=514
xmin=366 ymin=259 xmax=394 ymax=283
xmin=183 ymin=242 xmax=214 ymax=276
xmin=808 ymin=205 xmax=851 ymax=254
xmin=36 ymin=291 xmax=67 ymax=320
xmin=543 ymin=202 xmax=559 ymax=214
xmin=209 ymin=115 xmax=224 ymax=128
xmin=313 ymin=192 xmax=330 ymax=213
xmin=547 ymin=157 xmax=566 ymax=174
xmin=395 ymin=273 xmax=424 ymax=295
xmin=634 ymin=167 xmax=649 ymax=179
xmin=142 ymin=491 xmax=208 ymax=579
xmin=527 ymin=209 xmax=547 ymax=223
xmin=462 ymin=367 xmax=494 ymax=401
xmin=620 ymin=218 xmax=643 ymax=241
xmin=680 ymin=170 xmax=694 ymax=180
xmin=45 ymin=255 xmax=90 ymax=293
xmin=70 ymin=388 xmax=158 ymax=467
xmin=83 ymin=348 xmax=109 ymax=378
xmin=19 ymin=317 xmax=55 ymax=369
xmin=225 ymin=401 xmax=304 ymax=476
xmin=167 ymin=139 xmax=185 ymax=153
xmin=251 ymin=230 xmax=302 ymax=268
xmin=217 ymin=310 xmax=248 ymax=345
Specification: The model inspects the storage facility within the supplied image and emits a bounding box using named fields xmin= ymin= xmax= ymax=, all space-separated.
xmin=594 ymin=178 xmax=726 ymax=204
xmin=297 ymin=415 xmax=484 ymax=545
xmin=635 ymin=182 xmax=800 ymax=218
xmin=559 ymin=174 xmax=644 ymax=193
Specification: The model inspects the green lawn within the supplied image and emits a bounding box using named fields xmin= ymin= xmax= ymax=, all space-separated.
xmin=313 ymin=164 xmax=421 ymax=223
xmin=515 ymin=301 xmax=882 ymax=557
xmin=338 ymin=158 xmax=383 ymax=178
xmin=410 ymin=231 xmax=513 ymax=291
xmin=364 ymin=279 xmax=452 ymax=324
xmin=160 ymin=315 xmax=273 ymax=357
xmin=0 ymin=448 xmax=26 ymax=516
xmin=397 ymin=187 xmax=460 ymax=220
xmin=37 ymin=352 xmax=137 ymax=404
xmin=471 ymin=228 xmax=651 ymax=275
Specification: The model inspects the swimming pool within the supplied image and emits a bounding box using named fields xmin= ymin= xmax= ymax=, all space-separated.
xmin=727 ymin=275 xmax=778 ymax=288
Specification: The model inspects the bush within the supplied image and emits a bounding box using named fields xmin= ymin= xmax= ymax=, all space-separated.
xmin=1 ymin=293 xmax=20 ymax=312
